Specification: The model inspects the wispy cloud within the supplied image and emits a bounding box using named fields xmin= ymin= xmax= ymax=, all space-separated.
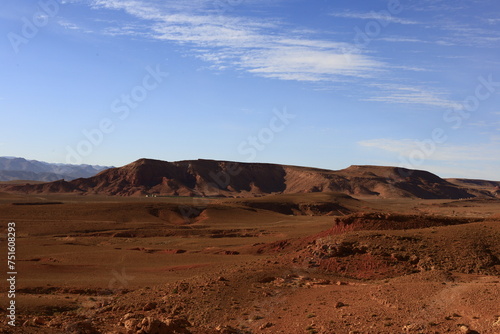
xmin=490 ymin=135 xmax=500 ymax=142
xmin=58 ymin=19 xmax=80 ymax=30
xmin=330 ymin=11 xmax=419 ymax=25
xmin=359 ymin=138 xmax=500 ymax=162
xmin=484 ymin=18 xmax=500 ymax=25
xmin=407 ymin=0 xmax=468 ymax=13
xmin=363 ymin=84 xmax=462 ymax=110
xmin=71 ymin=0 xmax=495 ymax=110
xmin=378 ymin=37 xmax=428 ymax=43
xmin=469 ymin=120 xmax=500 ymax=128
xmin=56 ymin=18 xmax=96 ymax=33
xmin=237 ymin=45 xmax=383 ymax=81
xmin=432 ymin=21 xmax=500 ymax=48
xmin=83 ymin=0 xmax=385 ymax=82
xmin=379 ymin=22 xmax=500 ymax=48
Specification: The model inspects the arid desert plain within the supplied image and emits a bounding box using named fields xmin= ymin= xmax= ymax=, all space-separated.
xmin=1 ymin=160 xmax=500 ymax=334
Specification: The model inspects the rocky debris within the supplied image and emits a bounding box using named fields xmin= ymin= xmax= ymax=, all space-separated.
xmin=112 ymin=232 xmax=136 ymax=238
xmin=402 ymin=323 xmax=423 ymax=332
xmin=214 ymin=325 xmax=241 ymax=333
xmin=64 ymin=320 xmax=100 ymax=334
xmin=335 ymin=301 xmax=346 ymax=308
xmin=163 ymin=318 xmax=191 ymax=334
xmin=223 ymin=250 xmax=240 ymax=255
xmin=124 ymin=318 xmax=140 ymax=332
xmin=143 ymin=302 xmax=158 ymax=311
xmin=458 ymin=324 xmax=479 ymax=334
xmin=314 ymin=241 xmax=368 ymax=257
xmin=409 ymin=254 xmax=420 ymax=264
xmin=259 ymin=322 xmax=274 ymax=329
xmin=303 ymin=216 xmax=500 ymax=278
xmin=330 ymin=212 xmax=479 ymax=231
xmin=121 ymin=316 xmax=192 ymax=334
xmin=22 ymin=316 xmax=47 ymax=327
xmin=257 ymin=276 xmax=275 ymax=283
xmin=138 ymin=317 xmax=168 ymax=334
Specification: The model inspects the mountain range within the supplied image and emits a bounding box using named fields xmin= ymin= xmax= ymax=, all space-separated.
xmin=0 ymin=157 xmax=112 ymax=182
xmin=1 ymin=158 xmax=499 ymax=199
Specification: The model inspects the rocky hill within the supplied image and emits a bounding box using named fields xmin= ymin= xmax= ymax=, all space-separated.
xmin=1 ymin=158 xmax=496 ymax=199
xmin=446 ymin=178 xmax=500 ymax=198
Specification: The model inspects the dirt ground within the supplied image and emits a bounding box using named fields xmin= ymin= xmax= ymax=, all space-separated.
xmin=0 ymin=193 xmax=499 ymax=333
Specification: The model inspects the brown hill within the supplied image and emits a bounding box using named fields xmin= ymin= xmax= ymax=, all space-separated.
xmin=0 ymin=158 xmax=488 ymax=199
xmin=447 ymin=178 xmax=500 ymax=198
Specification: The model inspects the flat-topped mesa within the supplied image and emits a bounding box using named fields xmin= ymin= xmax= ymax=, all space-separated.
xmin=0 ymin=158 xmax=490 ymax=199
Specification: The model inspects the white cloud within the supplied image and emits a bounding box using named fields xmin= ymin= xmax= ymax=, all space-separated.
xmin=484 ymin=18 xmax=500 ymax=25
xmin=433 ymin=22 xmax=500 ymax=48
xmin=84 ymin=0 xmax=385 ymax=82
xmin=379 ymin=37 xmax=428 ymax=43
xmin=239 ymin=46 xmax=383 ymax=81
xmin=362 ymin=84 xmax=463 ymax=110
xmin=58 ymin=19 xmax=84 ymax=31
xmin=469 ymin=120 xmax=500 ymax=128
xmin=330 ymin=11 xmax=419 ymax=25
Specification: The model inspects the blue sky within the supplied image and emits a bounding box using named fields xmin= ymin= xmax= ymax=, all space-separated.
xmin=1 ymin=0 xmax=500 ymax=179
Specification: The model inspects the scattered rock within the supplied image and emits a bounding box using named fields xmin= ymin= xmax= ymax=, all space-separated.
xmin=123 ymin=319 xmax=139 ymax=331
xmin=139 ymin=317 xmax=169 ymax=334
xmin=259 ymin=322 xmax=273 ymax=329
xmin=23 ymin=316 xmax=46 ymax=327
xmin=335 ymin=301 xmax=346 ymax=308
xmin=64 ymin=320 xmax=100 ymax=334
xmin=215 ymin=325 xmax=240 ymax=333
xmin=258 ymin=276 xmax=275 ymax=283
xmin=402 ymin=323 xmax=422 ymax=332
xmin=164 ymin=317 xmax=192 ymax=334
xmin=458 ymin=324 xmax=479 ymax=334
xmin=122 ymin=313 xmax=136 ymax=321
xmin=224 ymin=251 xmax=240 ymax=255
xmin=112 ymin=232 xmax=135 ymax=238
xmin=143 ymin=302 xmax=158 ymax=311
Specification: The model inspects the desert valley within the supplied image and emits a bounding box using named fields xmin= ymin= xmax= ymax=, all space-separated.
xmin=0 ymin=158 xmax=499 ymax=334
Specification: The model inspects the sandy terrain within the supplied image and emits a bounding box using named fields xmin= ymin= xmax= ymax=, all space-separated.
xmin=0 ymin=192 xmax=499 ymax=333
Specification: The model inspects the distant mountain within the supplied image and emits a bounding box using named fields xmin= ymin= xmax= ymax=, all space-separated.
xmin=1 ymin=158 xmax=497 ymax=199
xmin=446 ymin=178 xmax=500 ymax=198
xmin=0 ymin=157 xmax=112 ymax=182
